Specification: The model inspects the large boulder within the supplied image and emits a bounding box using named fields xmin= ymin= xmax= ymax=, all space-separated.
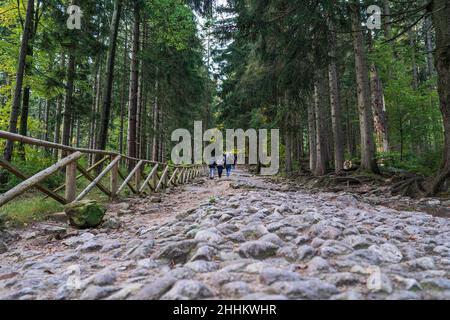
xmin=64 ymin=200 xmax=106 ymax=229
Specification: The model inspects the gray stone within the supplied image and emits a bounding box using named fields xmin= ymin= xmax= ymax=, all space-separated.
xmin=259 ymin=268 xmax=303 ymax=285
xmin=78 ymin=240 xmax=103 ymax=252
xmin=259 ymin=233 xmax=285 ymax=246
xmin=240 ymin=293 xmax=288 ymax=300
xmin=155 ymin=240 xmax=197 ymax=263
xmin=107 ymin=284 xmax=142 ymax=300
xmin=386 ymin=291 xmax=421 ymax=300
xmin=368 ymin=244 xmax=403 ymax=263
xmin=184 ymin=261 xmax=220 ymax=273
xmin=277 ymin=246 xmax=298 ymax=262
xmin=421 ymin=278 xmax=450 ymax=290
xmin=168 ymin=267 xmax=196 ymax=280
xmin=343 ymin=235 xmax=370 ymax=249
xmin=222 ymin=281 xmax=251 ymax=297
xmin=407 ymin=257 xmax=435 ymax=270
xmin=271 ymin=280 xmax=338 ymax=299
xmin=307 ymin=257 xmax=332 ymax=273
xmin=297 ymin=245 xmax=315 ymax=261
xmin=331 ymin=291 xmax=364 ymax=300
xmin=93 ymin=270 xmax=117 ymax=286
xmin=367 ymin=269 xmax=393 ymax=293
xmin=190 ymin=246 xmax=217 ymax=262
xmin=0 ymin=240 xmax=7 ymax=254
xmin=238 ymin=241 xmax=279 ymax=259
xmin=161 ymin=280 xmax=213 ymax=300
xmin=135 ymin=276 xmax=177 ymax=300
xmin=80 ymin=285 xmax=118 ymax=300
xmin=130 ymin=239 xmax=155 ymax=259
xmin=326 ymin=272 xmax=360 ymax=287
xmin=102 ymin=218 xmax=122 ymax=230
xmin=194 ymin=229 xmax=224 ymax=244
xmin=62 ymin=232 xmax=95 ymax=247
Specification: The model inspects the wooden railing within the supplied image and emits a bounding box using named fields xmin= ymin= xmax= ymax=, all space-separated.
xmin=0 ymin=130 xmax=206 ymax=207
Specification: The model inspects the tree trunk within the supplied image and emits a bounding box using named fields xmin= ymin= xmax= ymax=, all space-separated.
xmin=119 ymin=25 xmax=129 ymax=156
xmin=313 ymin=69 xmax=330 ymax=176
xmin=127 ymin=1 xmax=140 ymax=171
xmin=424 ymin=15 xmax=435 ymax=78
xmin=62 ymin=54 xmax=75 ymax=150
xmin=430 ymin=0 xmax=450 ymax=194
xmin=152 ymin=74 xmax=159 ymax=162
xmin=408 ymin=28 xmax=419 ymax=89
xmin=383 ymin=0 xmax=392 ymax=38
xmin=328 ymin=30 xmax=345 ymax=172
xmin=370 ymin=64 xmax=390 ymax=153
xmin=350 ymin=2 xmax=380 ymax=174
xmin=307 ymin=100 xmax=317 ymax=173
xmin=1 ymin=0 xmax=34 ymax=183
xmin=96 ymin=0 xmax=122 ymax=157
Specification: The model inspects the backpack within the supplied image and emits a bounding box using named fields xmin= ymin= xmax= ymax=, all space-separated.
xmin=216 ymin=157 xmax=224 ymax=166
xmin=226 ymin=153 xmax=234 ymax=164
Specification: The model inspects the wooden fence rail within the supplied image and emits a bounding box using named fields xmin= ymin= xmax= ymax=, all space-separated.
xmin=0 ymin=130 xmax=207 ymax=208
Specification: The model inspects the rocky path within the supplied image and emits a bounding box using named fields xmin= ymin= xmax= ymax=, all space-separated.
xmin=1 ymin=171 xmax=450 ymax=300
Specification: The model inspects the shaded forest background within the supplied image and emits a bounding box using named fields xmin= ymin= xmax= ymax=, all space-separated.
xmin=0 ymin=0 xmax=449 ymax=200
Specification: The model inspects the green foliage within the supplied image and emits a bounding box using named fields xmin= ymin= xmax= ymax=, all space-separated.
xmin=0 ymin=196 xmax=63 ymax=228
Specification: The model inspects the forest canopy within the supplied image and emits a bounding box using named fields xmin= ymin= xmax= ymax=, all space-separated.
xmin=0 ymin=0 xmax=449 ymax=196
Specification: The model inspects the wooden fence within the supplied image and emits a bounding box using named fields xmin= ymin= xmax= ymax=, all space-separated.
xmin=0 ymin=130 xmax=206 ymax=207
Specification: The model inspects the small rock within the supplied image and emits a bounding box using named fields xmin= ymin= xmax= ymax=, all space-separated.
xmin=368 ymin=244 xmax=403 ymax=263
xmin=238 ymin=241 xmax=279 ymax=259
xmin=161 ymin=280 xmax=213 ymax=300
xmin=259 ymin=268 xmax=302 ymax=285
xmin=155 ymin=240 xmax=197 ymax=264
xmin=0 ymin=241 xmax=7 ymax=254
xmin=271 ymin=280 xmax=338 ymax=299
xmin=190 ymin=246 xmax=217 ymax=262
xmin=93 ymin=270 xmax=117 ymax=286
xmin=65 ymin=200 xmax=106 ymax=229
xmin=407 ymin=257 xmax=435 ymax=270
xmin=135 ymin=276 xmax=177 ymax=300
xmin=80 ymin=285 xmax=118 ymax=300
xmin=297 ymin=245 xmax=315 ymax=261
xmin=194 ymin=230 xmax=224 ymax=244
xmin=184 ymin=261 xmax=220 ymax=273
xmin=102 ymin=218 xmax=122 ymax=230
xmin=386 ymin=290 xmax=421 ymax=300
xmin=222 ymin=281 xmax=251 ymax=297
xmin=78 ymin=240 xmax=103 ymax=252
xmin=421 ymin=278 xmax=450 ymax=290
xmin=367 ymin=268 xmax=393 ymax=293
xmin=307 ymin=257 xmax=332 ymax=273
xmin=331 ymin=291 xmax=364 ymax=300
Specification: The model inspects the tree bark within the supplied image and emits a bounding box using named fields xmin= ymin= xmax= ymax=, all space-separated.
xmin=370 ymin=64 xmax=390 ymax=153
xmin=350 ymin=2 xmax=380 ymax=174
xmin=408 ymin=28 xmax=419 ymax=89
xmin=1 ymin=0 xmax=34 ymax=181
xmin=313 ymin=69 xmax=330 ymax=176
xmin=328 ymin=30 xmax=345 ymax=172
xmin=430 ymin=0 xmax=450 ymax=194
xmin=96 ymin=0 xmax=122 ymax=156
xmin=424 ymin=15 xmax=435 ymax=78
xmin=119 ymin=23 xmax=129 ymax=156
xmin=127 ymin=1 xmax=140 ymax=171
xmin=307 ymin=100 xmax=317 ymax=173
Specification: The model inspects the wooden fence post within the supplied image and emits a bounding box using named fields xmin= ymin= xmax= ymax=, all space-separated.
xmin=65 ymin=159 xmax=78 ymax=203
xmin=110 ymin=157 xmax=119 ymax=197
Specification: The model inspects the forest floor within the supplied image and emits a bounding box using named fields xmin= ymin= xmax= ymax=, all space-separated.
xmin=1 ymin=170 xmax=450 ymax=300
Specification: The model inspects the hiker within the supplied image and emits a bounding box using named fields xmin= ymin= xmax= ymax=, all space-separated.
xmin=216 ymin=155 xmax=225 ymax=178
xmin=208 ymin=158 xmax=216 ymax=179
xmin=225 ymin=152 xmax=234 ymax=177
